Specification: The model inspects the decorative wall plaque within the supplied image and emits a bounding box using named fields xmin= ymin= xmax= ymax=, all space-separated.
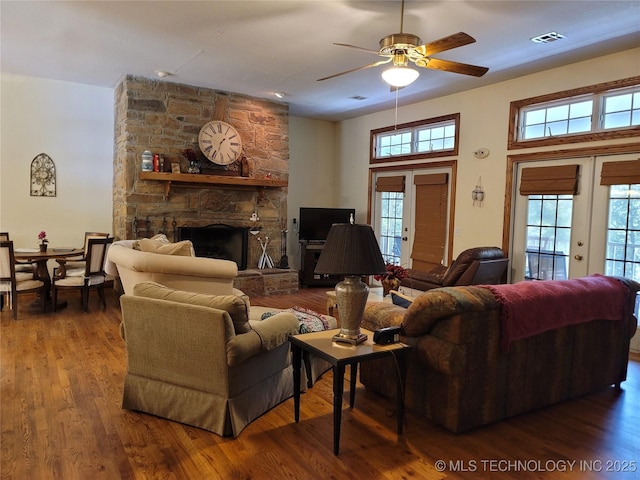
xmin=30 ymin=153 xmax=56 ymax=197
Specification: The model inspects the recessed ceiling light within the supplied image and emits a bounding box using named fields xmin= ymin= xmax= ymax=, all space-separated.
xmin=155 ymin=70 xmax=171 ymax=78
xmin=531 ymin=32 xmax=566 ymax=44
xmin=274 ymin=92 xmax=285 ymax=99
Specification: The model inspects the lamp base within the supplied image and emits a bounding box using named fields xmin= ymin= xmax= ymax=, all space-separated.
xmin=332 ymin=331 xmax=368 ymax=345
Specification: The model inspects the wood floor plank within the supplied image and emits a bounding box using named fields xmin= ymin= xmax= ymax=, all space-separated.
xmin=1 ymin=288 xmax=639 ymax=479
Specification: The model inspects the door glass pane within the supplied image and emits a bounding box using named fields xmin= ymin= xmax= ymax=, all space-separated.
xmin=524 ymin=194 xmax=572 ymax=280
xmin=605 ymin=184 xmax=640 ymax=282
xmin=379 ymin=192 xmax=403 ymax=264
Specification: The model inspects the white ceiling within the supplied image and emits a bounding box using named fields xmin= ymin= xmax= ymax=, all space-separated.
xmin=1 ymin=1 xmax=639 ymax=121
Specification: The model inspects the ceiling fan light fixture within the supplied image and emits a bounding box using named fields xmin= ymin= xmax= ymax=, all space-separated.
xmin=381 ymin=66 xmax=419 ymax=87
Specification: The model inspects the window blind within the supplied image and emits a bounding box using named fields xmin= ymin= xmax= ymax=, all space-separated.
xmin=410 ymin=173 xmax=448 ymax=271
xmin=375 ymin=175 xmax=406 ymax=192
xmin=600 ymin=159 xmax=640 ymax=185
xmin=519 ymin=164 xmax=579 ymax=195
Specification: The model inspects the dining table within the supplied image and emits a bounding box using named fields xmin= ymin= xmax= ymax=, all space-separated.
xmin=14 ymin=247 xmax=84 ymax=311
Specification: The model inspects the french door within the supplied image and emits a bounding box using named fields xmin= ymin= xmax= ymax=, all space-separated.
xmin=372 ymin=166 xmax=453 ymax=270
xmin=511 ymin=157 xmax=593 ymax=282
xmin=511 ymin=154 xmax=639 ymax=284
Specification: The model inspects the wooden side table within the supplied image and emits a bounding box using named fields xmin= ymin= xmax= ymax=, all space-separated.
xmin=325 ymin=290 xmax=337 ymax=316
xmin=290 ymin=328 xmax=410 ymax=455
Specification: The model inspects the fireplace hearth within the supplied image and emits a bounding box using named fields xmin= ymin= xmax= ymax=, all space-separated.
xmin=179 ymin=224 xmax=249 ymax=270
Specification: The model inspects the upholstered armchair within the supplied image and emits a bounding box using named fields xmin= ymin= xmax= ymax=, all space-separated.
xmin=119 ymin=282 xmax=303 ymax=437
xmin=401 ymin=246 xmax=508 ymax=291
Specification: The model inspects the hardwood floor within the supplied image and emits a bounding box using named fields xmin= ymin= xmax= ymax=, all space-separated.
xmin=2 ymin=287 xmax=639 ymax=479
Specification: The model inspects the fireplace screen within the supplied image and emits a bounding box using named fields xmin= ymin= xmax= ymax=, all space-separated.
xmin=179 ymin=224 xmax=249 ymax=270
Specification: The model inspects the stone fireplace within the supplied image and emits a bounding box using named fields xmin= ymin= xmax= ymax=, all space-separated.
xmin=112 ymin=75 xmax=290 ymax=270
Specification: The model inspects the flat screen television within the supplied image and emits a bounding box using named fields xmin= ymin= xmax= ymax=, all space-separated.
xmin=298 ymin=207 xmax=355 ymax=242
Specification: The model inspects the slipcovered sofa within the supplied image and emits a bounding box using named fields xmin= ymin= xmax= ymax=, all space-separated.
xmin=106 ymin=239 xmax=239 ymax=296
xmin=120 ymin=281 xmax=337 ymax=437
xmin=361 ymin=275 xmax=639 ymax=433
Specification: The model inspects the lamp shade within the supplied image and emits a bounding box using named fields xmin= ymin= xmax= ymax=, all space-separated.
xmin=381 ymin=66 xmax=419 ymax=87
xmin=314 ymin=223 xmax=386 ymax=276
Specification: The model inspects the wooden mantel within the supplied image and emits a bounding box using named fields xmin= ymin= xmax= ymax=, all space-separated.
xmin=139 ymin=171 xmax=288 ymax=198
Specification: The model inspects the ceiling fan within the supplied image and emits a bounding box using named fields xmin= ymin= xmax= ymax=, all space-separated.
xmin=317 ymin=0 xmax=489 ymax=87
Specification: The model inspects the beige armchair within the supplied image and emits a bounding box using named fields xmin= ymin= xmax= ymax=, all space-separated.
xmin=106 ymin=241 xmax=238 ymax=295
xmin=119 ymin=282 xmax=303 ymax=437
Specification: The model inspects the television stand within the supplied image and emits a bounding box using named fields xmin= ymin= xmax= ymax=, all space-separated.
xmin=300 ymin=240 xmax=342 ymax=287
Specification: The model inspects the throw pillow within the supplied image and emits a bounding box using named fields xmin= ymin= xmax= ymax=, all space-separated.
xmin=390 ymin=290 xmax=414 ymax=308
xmin=133 ymin=282 xmax=251 ymax=334
xmin=132 ymin=233 xmax=170 ymax=251
xmin=261 ymin=306 xmax=331 ymax=333
xmin=139 ymin=238 xmax=194 ymax=256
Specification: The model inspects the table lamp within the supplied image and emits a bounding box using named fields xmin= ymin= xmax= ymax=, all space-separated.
xmin=314 ymin=223 xmax=386 ymax=345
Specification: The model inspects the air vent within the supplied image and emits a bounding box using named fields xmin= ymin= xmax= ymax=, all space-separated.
xmin=531 ymin=32 xmax=566 ymax=44
xmin=350 ymin=96 xmax=367 ymax=101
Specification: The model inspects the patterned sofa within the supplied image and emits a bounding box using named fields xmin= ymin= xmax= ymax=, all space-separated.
xmin=360 ymin=275 xmax=639 ymax=433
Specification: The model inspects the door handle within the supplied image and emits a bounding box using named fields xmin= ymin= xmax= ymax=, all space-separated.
xmin=574 ymin=254 xmax=583 ymax=261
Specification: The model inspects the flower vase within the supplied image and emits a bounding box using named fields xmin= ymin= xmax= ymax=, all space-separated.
xmin=39 ymin=243 xmax=48 ymax=253
xmin=382 ymin=278 xmax=400 ymax=296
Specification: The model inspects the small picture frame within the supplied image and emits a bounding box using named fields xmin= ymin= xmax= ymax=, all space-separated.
xmin=171 ymin=163 xmax=181 ymax=173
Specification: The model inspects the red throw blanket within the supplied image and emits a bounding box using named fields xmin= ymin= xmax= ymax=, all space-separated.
xmin=482 ymin=275 xmax=629 ymax=351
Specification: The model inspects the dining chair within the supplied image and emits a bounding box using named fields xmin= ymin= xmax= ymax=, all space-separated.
xmin=0 ymin=232 xmax=36 ymax=274
xmin=0 ymin=241 xmax=46 ymax=320
xmin=52 ymin=237 xmax=113 ymax=312
xmin=58 ymin=231 xmax=110 ymax=271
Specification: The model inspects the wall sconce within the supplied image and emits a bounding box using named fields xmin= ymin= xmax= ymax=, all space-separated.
xmin=472 ymin=177 xmax=484 ymax=206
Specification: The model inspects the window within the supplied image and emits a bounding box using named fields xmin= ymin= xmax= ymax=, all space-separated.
xmin=521 ymin=97 xmax=593 ymax=139
xmin=379 ymin=192 xmax=404 ymax=265
xmin=371 ymin=114 xmax=459 ymax=163
xmin=509 ymin=77 xmax=640 ymax=149
xmin=605 ymin=184 xmax=640 ymax=279
xmin=524 ymin=195 xmax=572 ymax=280
xmin=603 ymin=89 xmax=640 ymax=129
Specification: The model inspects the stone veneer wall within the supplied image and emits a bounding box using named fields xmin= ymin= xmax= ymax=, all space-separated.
xmin=112 ymin=75 xmax=289 ymax=268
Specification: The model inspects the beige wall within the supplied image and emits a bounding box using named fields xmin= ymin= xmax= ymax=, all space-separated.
xmin=336 ymin=47 xmax=640 ymax=257
xmin=2 ymin=48 xmax=639 ymax=265
xmin=0 ymin=74 xmax=114 ymax=248
xmin=287 ymin=116 xmax=337 ymax=269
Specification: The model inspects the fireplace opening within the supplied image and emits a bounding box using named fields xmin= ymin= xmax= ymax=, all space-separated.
xmin=179 ymin=224 xmax=249 ymax=270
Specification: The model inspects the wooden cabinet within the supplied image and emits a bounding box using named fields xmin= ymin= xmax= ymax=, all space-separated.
xmin=300 ymin=241 xmax=341 ymax=287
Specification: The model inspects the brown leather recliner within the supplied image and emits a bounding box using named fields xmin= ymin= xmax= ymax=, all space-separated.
xmin=401 ymin=246 xmax=508 ymax=291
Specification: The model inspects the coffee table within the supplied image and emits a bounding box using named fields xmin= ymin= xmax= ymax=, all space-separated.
xmin=290 ymin=328 xmax=410 ymax=455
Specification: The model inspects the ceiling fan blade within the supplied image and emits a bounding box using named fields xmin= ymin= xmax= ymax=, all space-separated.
xmin=421 ymin=57 xmax=489 ymax=77
xmin=333 ymin=42 xmax=380 ymax=55
xmin=414 ymin=32 xmax=476 ymax=57
xmin=317 ymin=58 xmax=392 ymax=81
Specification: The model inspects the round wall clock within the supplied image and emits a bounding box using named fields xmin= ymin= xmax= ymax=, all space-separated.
xmin=198 ymin=120 xmax=243 ymax=165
